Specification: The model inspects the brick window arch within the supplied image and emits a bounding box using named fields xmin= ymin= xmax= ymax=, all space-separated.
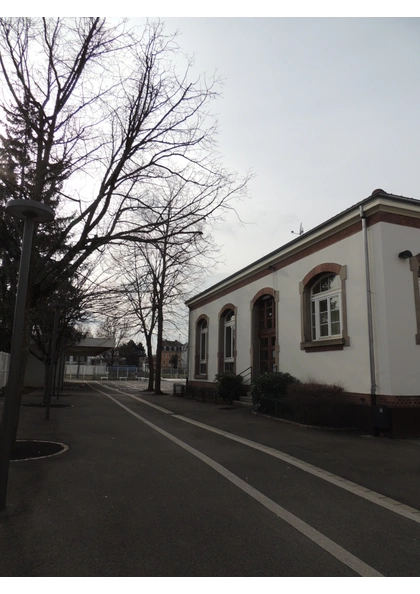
xmin=300 ymin=263 xmax=350 ymax=352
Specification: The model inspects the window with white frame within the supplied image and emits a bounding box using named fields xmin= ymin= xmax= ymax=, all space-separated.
xmin=199 ymin=320 xmax=208 ymax=375
xmin=310 ymin=274 xmax=341 ymax=340
xmin=223 ymin=310 xmax=235 ymax=373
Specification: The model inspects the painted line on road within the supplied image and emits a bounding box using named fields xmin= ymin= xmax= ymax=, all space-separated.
xmin=89 ymin=383 xmax=382 ymax=577
xmin=91 ymin=382 xmax=420 ymax=525
xmin=172 ymin=414 xmax=420 ymax=525
xmin=92 ymin=382 xmax=174 ymax=414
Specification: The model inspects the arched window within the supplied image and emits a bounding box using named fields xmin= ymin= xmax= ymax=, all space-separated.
xmin=300 ymin=263 xmax=349 ymax=352
xmin=199 ymin=319 xmax=208 ymax=375
xmin=223 ymin=310 xmax=235 ymax=373
xmin=310 ymin=274 xmax=341 ymax=340
xmin=194 ymin=315 xmax=209 ymax=378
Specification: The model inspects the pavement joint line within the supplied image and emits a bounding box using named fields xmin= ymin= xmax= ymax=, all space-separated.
xmin=89 ymin=382 xmax=420 ymax=526
xmin=89 ymin=383 xmax=382 ymax=578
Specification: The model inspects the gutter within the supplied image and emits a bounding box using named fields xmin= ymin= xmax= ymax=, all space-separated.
xmin=360 ymin=205 xmax=376 ymax=407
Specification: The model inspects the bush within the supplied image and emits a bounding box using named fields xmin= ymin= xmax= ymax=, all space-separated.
xmin=251 ymin=371 xmax=300 ymax=407
xmin=286 ymin=381 xmax=355 ymax=427
xmin=214 ymin=372 xmax=244 ymax=404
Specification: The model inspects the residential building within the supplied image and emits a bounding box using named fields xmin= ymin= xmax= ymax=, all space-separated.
xmin=161 ymin=339 xmax=184 ymax=369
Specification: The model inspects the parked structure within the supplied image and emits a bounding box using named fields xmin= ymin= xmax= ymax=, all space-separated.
xmin=186 ymin=190 xmax=420 ymax=436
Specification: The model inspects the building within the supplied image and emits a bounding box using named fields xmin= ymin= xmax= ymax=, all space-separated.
xmin=186 ymin=190 xmax=420 ymax=437
xmin=161 ymin=339 xmax=184 ymax=369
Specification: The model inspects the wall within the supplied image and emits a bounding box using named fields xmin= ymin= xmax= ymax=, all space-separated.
xmin=373 ymin=221 xmax=420 ymax=395
xmin=189 ymin=228 xmax=373 ymax=394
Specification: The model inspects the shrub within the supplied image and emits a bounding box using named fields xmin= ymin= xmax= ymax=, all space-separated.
xmin=251 ymin=371 xmax=300 ymax=407
xmin=287 ymin=380 xmax=344 ymax=402
xmin=214 ymin=372 xmax=244 ymax=404
xmin=286 ymin=380 xmax=356 ymax=427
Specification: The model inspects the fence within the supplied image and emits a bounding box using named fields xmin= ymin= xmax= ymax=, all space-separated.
xmin=0 ymin=351 xmax=10 ymax=389
xmin=64 ymin=364 xmax=187 ymax=381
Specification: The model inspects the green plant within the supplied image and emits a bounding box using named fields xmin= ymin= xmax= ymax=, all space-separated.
xmin=214 ymin=372 xmax=244 ymax=404
xmin=251 ymin=371 xmax=300 ymax=407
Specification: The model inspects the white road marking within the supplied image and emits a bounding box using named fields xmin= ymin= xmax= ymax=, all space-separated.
xmin=89 ymin=383 xmax=382 ymax=577
xmin=171 ymin=415 xmax=420 ymax=525
xmin=94 ymin=381 xmax=420 ymax=526
xmin=94 ymin=382 xmax=173 ymax=414
xmin=94 ymin=382 xmax=420 ymax=524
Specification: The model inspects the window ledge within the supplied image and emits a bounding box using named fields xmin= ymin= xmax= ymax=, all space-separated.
xmin=301 ymin=337 xmax=347 ymax=352
xmin=194 ymin=374 xmax=208 ymax=380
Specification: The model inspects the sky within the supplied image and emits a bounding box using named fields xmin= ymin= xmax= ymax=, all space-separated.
xmin=131 ymin=17 xmax=420 ymax=293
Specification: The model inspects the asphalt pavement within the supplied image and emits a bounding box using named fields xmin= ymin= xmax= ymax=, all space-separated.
xmin=1 ymin=379 xmax=420 ymax=576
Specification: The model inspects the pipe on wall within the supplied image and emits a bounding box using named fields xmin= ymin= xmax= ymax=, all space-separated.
xmin=360 ymin=205 xmax=376 ymax=406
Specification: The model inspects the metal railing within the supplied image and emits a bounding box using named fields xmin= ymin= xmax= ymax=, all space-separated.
xmin=236 ymin=366 xmax=252 ymax=385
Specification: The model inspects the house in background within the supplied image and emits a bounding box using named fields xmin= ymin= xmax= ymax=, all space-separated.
xmin=24 ymin=337 xmax=114 ymax=387
xmin=186 ymin=190 xmax=420 ymax=437
xmin=161 ymin=339 xmax=184 ymax=369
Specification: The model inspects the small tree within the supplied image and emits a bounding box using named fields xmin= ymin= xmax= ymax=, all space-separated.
xmin=169 ymin=353 xmax=178 ymax=369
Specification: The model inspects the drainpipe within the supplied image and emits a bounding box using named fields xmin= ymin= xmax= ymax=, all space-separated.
xmin=186 ymin=308 xmax=191 ymax=391
xmin=360 ymin=205 xmax=376 ymax=409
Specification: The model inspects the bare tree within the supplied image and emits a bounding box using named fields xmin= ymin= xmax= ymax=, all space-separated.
xmin=0 ymin=18 xmax=249 ymax=447
xmin=96 ymin=315 xmax=131 ymax=367
xmin=114 ymin=177 xmax=220 ymax=394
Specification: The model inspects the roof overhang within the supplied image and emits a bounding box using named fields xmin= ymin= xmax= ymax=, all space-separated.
xmin=65 ymin=337 xmax=115 ymax=357
xmin=186 ymin=191 xmax=420 ymax=308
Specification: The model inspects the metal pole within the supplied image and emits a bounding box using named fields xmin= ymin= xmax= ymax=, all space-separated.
xmin=0 ymin=217 xmax=35 ymax=509
xmin=45 ymin=306 xmax=60 ymax=420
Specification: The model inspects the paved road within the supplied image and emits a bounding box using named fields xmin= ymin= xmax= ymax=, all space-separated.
xmin=1 ymin=380 xmax=420 ymax=576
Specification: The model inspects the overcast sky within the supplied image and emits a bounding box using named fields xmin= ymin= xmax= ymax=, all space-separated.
xmin=131 ymin=17 xmax=420 ymax=294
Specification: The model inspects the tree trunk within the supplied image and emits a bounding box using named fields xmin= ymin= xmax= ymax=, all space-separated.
xmin=154 ymin=301 xmax=163 ymax=395
xmin=145 ymin=335 xmax=154 ymax=392
xmin=42 ymin=362 xmax=51 ymax=406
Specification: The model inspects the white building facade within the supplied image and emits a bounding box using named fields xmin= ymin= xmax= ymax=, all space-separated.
xmin=186 ymin=191 xmax=420 ymax=435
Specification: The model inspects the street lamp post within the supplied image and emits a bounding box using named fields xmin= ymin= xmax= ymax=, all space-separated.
xmin=0 ymin=199 xmax=54 ymax=510
xmin=46 ymin=304 xmax=65 ymax=420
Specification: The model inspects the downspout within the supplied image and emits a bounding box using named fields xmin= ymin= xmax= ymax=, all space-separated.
xmin=360 ymin=205 xmax=376 ymax=408
xmin=186 ymin=307 xmax=191 ymax=391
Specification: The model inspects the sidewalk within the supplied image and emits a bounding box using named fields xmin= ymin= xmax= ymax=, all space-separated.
xmin=0 ymin=381 xmax=420 ymax=576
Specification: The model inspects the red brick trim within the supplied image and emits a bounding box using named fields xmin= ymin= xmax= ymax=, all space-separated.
xmin=189 ymin=222 xmax=362 ymax=310
xmin=328 ymin=392 xmax=420 ymax=408
xmin=188 ymin=209 xmax=420 ymax=311
xmin=218 ymin=303 xmax=236 ymax=318
xmin=196 ymin=314 xmax=209 ymax=325
xmin=302 ymin=263 xmax=342 ymax=288
xmin=251 ymin=287 xmax=275 ymax=307
xmin=367 ymin=211 xmax=420 ymax=229
xmin=188 ymin=380 xmax=215 ymax=388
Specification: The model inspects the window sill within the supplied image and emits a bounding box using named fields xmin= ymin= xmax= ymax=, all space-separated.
xmin=301 ymin=337 xmax=346 ymax=352
xmin=194 ymin=374 xmax=208 ymax=380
